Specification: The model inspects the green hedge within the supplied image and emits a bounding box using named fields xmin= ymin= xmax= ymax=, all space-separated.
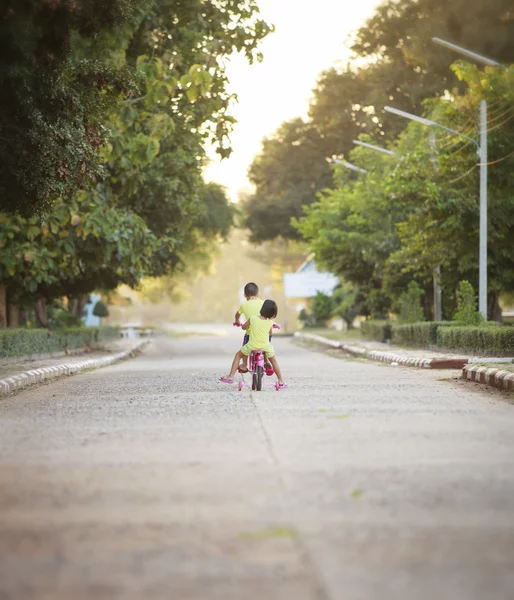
xmin=437 ymin=325 xmax=514 ymax=355
xmin=0 ymin=326 xmax=120 ymax=359
xmin=360 ymin=320 xmax=392 ymax=342
xmin=392 ymin=322 xmax=454 ymax=347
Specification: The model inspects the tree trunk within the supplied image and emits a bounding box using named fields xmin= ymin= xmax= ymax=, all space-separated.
xmin=35 ymin=297 xmax=50 ymax=329
xmin=77 ymin=294 xmax=89 ymax=320
xmin=7 ymin=304 xmax=20 ymax=328
xmin=488 ymin=292 xmax=503 ymax=323
xmin=0 ymin=285 xmax=7 ymax=328
xmin=68 ymin=296 xmax=80 ymax=315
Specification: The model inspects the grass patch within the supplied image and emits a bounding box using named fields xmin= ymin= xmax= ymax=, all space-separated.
xmin=328 ymin=413 xmax=351 ymax=419
xmin=303 ymin=328 xmax=362 ymax=342
xmin=350 ymin=489 xmax=364 ymax=499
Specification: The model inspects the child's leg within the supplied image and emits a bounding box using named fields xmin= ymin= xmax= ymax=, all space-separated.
xmin=268 ymin=356 xmax=284 ymax=384
xmin=240 ymin=334 xmax=250 ymax=370
xmin=225 ymin=350 xmax=244 ymax=379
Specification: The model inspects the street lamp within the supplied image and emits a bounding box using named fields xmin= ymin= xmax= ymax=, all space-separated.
xmin=352 ymin=139 xmax=443 ymax=320
xmin=385 ymin=104 xmax=487 ymax=319
xmin=432 ymin=37 xmax=501 ymax=67
xmin=352 ymin=140 xmax=397 ymax=156
xmin=332 ymin=158 xmax=368 ymax=174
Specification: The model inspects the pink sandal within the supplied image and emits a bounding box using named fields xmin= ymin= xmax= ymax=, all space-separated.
xmin=219 ymin=377 xmax=234 ymax=384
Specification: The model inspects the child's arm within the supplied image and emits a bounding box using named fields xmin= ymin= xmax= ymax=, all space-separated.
xmin=234 ymin=310 xmax=242 ymax=325
xmin=242 ymin=320 xmax=251 ymax=331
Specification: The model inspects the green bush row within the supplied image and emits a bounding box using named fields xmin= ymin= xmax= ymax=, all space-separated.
xmin=437 ymin=326 xmax=514 ymax=356
xmin=360 ymin=320 xmax=392 ymax=342
xmin=0 ymin=326 xmax=120 ymax=358
xmin=361 ymin=319 xmax=514 ymax=355
xmin=392 ymin=322 xmax=454 ymax=347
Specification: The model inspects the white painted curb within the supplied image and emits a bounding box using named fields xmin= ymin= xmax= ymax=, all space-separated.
xmin=294 ymin=332 xmax=467 ymax=369
xmin=0 ymin=340 xmax=148 ymax=397
xmin=463 ymin=364 xmax=514 ymax=391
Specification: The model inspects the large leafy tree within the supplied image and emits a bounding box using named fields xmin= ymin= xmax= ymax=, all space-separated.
xmin=0 ymin=0 xmax=269 ymax=327
xmin=385 ymin=64 xmax=514 ymax=321
xmin=0 ymin=0 xmax=145 ymax=215
xmin=297 ymin=64 xmax=514 ymax=321
xmin=242 ymin=118 xmax=333 ymax=242
xmin=310 ymin=0 xmax=514 ymax=159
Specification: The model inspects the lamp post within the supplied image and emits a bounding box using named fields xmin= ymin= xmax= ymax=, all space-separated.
xmin=352 ymin=140 xmax=397 ymax=156
xmin=430 ymin=37 xmax=502 ymax=320
xmin=385 ymin=104 xmax=487 ymax=319
xmin=352 ymin=139 xmax=443 ymax=320
xmin=332 ymin=158 xmax=368 ymax=174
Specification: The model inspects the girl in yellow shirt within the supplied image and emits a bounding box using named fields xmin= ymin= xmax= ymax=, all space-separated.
xmin=221 ymin=299 xmax=287 ymax=389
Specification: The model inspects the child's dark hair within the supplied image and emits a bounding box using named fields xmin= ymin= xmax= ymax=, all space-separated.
xmin=260 ymin=299 xmax=278 ymax=319
xmin=244 ymin=282 xmax=259 ymax=297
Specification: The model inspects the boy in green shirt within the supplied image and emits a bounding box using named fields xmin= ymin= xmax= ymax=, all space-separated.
xmin=234 ymin=282 xmax=264 ymax=372
xmin=221 ymin=299 xmax=287 ymax=389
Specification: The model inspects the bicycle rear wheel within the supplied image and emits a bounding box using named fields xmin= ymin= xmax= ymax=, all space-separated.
xmin=256 ymin=366 xmax=263 ymax=391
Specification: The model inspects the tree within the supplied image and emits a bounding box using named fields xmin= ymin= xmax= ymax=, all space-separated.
xmin=0 ymin=0 xmax=271 ymax=327
xmin=243 ymin=118 xmax=333 ymax=242
xmin=309 ymin=0 xmax=514 ymax=160
xmin=93 ymin=300 xmax=109 ymax=320
xmin=385 ymin=64 xmax=514 ymax=321
xmin=0 ymin=0 xmax=144 ymax=215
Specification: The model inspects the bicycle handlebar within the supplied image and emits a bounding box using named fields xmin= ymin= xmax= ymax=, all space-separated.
xmin=233 ymin=321 xmax=281 ymax=329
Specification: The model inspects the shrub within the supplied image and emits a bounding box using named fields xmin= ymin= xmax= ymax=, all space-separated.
xmin=311 ymin=291 xmax=334 ymax=326
xmin=437 ymin=325 xmax=514 ymax=356
xmin=399 ymin=281 xmax=425 ymax=324
xmin=453 ymin=281 xmax=483 ymax=326
xmin=0 ymin=326 xmax=121 ymax=359
xmin=392 ymin=321 xmax=454 ymax=347
xmin=97 ymin=326 xmax=120 ymax=341
xmin=360 ymin=320 xmax=392 ymax=342
xmin=93 ymin=300 xmax=109 ymax=318
xmin=0 ymin=329 xmax=55 ymax=357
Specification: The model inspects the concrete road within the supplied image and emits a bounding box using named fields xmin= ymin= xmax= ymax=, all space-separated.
xmin=0 ymin=335 xmax=513 ymax=600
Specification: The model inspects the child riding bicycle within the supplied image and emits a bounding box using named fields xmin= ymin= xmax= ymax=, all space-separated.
xmin=220 ymin=299 xmax=287 ymax=389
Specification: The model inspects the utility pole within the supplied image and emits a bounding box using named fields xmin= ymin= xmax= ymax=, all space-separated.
xmin=479 ymin=99 xmax=488 ymax=319
xmin=429 ymin=130 xmax=443 ymax=322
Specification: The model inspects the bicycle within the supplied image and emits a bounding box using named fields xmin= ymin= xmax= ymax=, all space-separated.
xmin=233 ymin=322 xmax=282 ymax=392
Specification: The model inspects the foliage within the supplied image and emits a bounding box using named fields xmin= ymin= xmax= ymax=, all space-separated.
xmin=0 ymin=0 xmax=144 ymax=215
xmin=0 ymin=1 xmax=270 ymax=326
xmin=297 ymin=64 xmax=514 ymax=322
xmin=453 ymin=281 xmax=483 ymax=326
xmin=391 ymin=321 xmax=454 ymax=347
xmin=437 ymin=325 xmax=514 ymax=356
xmin=399 ymin=281 xmax=425 ymax=324
xmin=298 ymin=308 xmax=315 ymax=328
xmin=93 ymin=300 xmax=109 ymax=318
xmin=360 ymin=320 xmax=392 ymax=342
xmin=243 ymin=119 xmax=333 ymax=242
xmin=0 ymin=326 xmax=119 ymax=358
xmin=309 ymin=0 xmax=514 ymax=159
xmin=331 ymin=282 xmax=362 ymax=328
xmin=294 ymin=142 xmax=399 ymax=319
xmin=310 ymin=291 xmax=334 ymax=326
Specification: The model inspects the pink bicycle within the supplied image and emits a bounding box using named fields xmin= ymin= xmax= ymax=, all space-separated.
xmin=233 ymin=322 xmax=282 ymax=392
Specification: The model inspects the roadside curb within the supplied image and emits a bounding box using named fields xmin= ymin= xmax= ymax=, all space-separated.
xmin=0 ymin=340 xmax=149 ymax=398
xmin=462 ymin=364 xmax=514 ymax=392
xmin=294 ymin=332 xmax=468 ymax=369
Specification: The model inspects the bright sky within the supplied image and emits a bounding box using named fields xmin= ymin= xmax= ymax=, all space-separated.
xmin=204 ymin=0 xmax=382 ymax=201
